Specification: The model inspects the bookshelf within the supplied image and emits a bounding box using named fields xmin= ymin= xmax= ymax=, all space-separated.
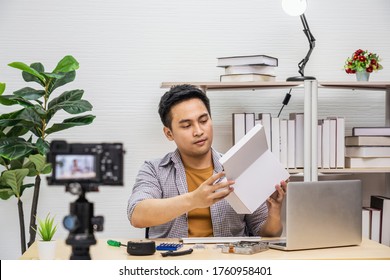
xmin=161 ymin=81 xmax=390 ymax=183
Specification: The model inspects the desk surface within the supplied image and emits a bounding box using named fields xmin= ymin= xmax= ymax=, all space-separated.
xmin=20 ymin=238 xmax=390 ymax=260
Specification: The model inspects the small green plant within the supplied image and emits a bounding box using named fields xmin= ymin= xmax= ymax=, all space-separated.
xmin=34 ymin=213 xmax=57 ymax=241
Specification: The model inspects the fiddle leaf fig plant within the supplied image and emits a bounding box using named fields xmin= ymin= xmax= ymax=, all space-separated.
xmin=0 ymin=55 xmax=95 ymax=254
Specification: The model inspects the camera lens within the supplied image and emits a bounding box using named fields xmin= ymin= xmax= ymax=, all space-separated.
xmin=63 ymin=215 xmax=79 ymax=232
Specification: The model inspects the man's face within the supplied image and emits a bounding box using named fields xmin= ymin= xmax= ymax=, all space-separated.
xmin=164 ymin=98 xmax=213 ymax=160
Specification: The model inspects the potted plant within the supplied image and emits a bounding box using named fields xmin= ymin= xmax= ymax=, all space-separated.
xmin=0 ymin=55 xmax=95 ymax=255
xmin=344 ymin=49 xmax=383 ymax=81
xmin=34 ymin=213 xmax=58 ymax=260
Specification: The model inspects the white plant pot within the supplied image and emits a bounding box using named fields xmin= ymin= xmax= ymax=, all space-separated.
xmin=37 ymin=240 xmax=57 ymax=260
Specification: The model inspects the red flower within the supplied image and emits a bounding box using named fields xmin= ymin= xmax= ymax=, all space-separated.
xmin=344 ymin=49 xmax=383 ymax=74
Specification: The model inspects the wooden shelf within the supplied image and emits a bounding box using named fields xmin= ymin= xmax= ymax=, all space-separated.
xmin=161 ymin=81 xmax=390 ymax=91
xmin=320 ymin=81 xmax=390 ymax=91
xmin=288 ymin=168 xmax=390 ymax=174
xmin=161 ymin=81 xmax=303 ymax=91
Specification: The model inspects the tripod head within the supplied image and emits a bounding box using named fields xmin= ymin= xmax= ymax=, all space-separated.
xmin=63 ymin=183 xmax=104 ymax=260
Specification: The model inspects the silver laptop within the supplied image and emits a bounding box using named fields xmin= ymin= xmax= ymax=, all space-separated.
xmin=269 ymin=180 xmax=362 ymax=251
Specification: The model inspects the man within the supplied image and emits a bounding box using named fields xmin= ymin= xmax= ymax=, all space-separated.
xmin=128 ymin=84 xmax=286 ymax=238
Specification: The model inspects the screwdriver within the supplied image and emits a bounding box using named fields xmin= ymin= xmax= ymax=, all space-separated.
xmin=107 ymin=239 xmax=126 ymax=247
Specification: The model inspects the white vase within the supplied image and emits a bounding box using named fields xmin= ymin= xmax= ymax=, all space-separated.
xmin=37 ymin=240 xmax=57 ymax=260
xmin=356 ymin=71 xmax=370 ymax=81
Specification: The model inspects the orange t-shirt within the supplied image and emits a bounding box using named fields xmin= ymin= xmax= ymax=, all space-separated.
xmin=185 ymin=164 xmax=214 ymax=237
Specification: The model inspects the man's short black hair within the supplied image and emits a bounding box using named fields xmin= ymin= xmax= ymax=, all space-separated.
xmin=158 ymin=84 xmax=211 ymax=129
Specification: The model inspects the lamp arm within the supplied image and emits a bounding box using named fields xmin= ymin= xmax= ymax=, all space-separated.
xmin=297 ymin=13 xmax=316 ymax=76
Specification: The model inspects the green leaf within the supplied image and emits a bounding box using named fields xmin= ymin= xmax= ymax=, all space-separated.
xmin=49 ymin=71 xmax=76 ymax=93
xmin=0 ymin=95 xmax=18 ymax=106
xmin=0 ymin=83 xmax=5 ymax=95
xmin=5 ymin=126 xmax=30 ymax=137
xmin=0 ymin=156 xmax=8 ymax=167
xmin=20 ymin=183 xmax=34 ymax=196
xmin=48 ymin=89 xmax=84 ymax=110
xmin=0 ymin=95 xmax=35 ymax=108
xmin=46 ymin=89 xmax=85 ymax=120
xmin=53 ymin=55 xmax=79 ymax=73
xmin=61 ymin=100 xmax=93 ymax=114
xmin=0 ymin=137 xmax=37 ymax=160
xmin=36 ymin=138 xmax=50 ymax=156
xmin=36 ymin=213 xmax=57 ymax=241
xmin=28 ymin=154 xmax=46 ymax=172
xmin=43 ymin=72 xmax=65 ymax=79
xmin=45 ymin=114 xmax=95 ymax=135
xmin=8 ymin=62 xmax=46 ymax=83
xmin=0 ymin=187 xmax=14 ymax=200
xmin=41 ymin=163 xmax=52 ymax=174
xmin=2 ymin=169 xmax=29 ymax=198
xmin=23 ymin=161 xmax=38 ymax=176
xmin=13 ymin=87 xmax=45 ymax=100
xmin=22 ymin=63 xmax=45 ymax=87
xmin=10 ymin=157 xmax=25 ymax=169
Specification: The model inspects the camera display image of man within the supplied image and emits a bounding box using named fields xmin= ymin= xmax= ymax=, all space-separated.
xmin=55 ymin=155 xmax=96 ymax=180
xmin=127 ymin=84 xmax=287 ymax=238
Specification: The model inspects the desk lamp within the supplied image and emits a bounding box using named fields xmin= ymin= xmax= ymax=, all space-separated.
xmin=282 ymin=0 xmax=316 ymax=81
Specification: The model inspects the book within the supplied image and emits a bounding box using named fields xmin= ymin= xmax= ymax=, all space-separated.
xmin=224 ymin=65 xmax=276 ymax=76
xmin=217 ymin=54 xmax=278 ymax=67
xmin=370 ymin=196 xmax=390 ymax=246
xmin=346 ymin=146 xmax=390 ymax=157
xmin=362 ymin=208 xmax=370 ymax=239
xmin=271 ymin=117 xmax=280 ymax=161
xmin=258 ymin=113 xmax=271 ymax=149
xmin=220 ymin=73 xmax=276 ymax=82
xmin=317 ymin=122 xmax=322 ymax=168
xmin=345 ymin=136 xmax=390 ymax=146
xmin=352 ymin=127 xmax=390 ymax=136
xmin=219 ymin=124 xmax=290 ymax=214
xmin=363 ymin=207 xmax=382 ymax=242
xmin=335 ymin=117 xmax=345 ymax=168
xmin=345 ymin=157 xmax=390 ymax=168
xmin=329 ymin=118 xmax=337 ymax=168
xmin=289 ymin=113 xmax=304 ymax=168
xmin=232 ymin=113 xmax=256 ymax=144
xmin=320 ymin=119 xmax=330 ymax=169
xmin=280 ymin=119 xmax=288 ymax=168
xmin=287 ymin=119 xmax=296 ymax=169
xmin=232 ymin=113 xmax=246 ymax=145
xmin=245 ymin=113 xmax=255 ymax=134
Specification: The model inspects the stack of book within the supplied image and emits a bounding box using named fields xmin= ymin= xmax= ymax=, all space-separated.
xmin=345 ymin=127 xmax=390 ymax=168
xmin=362 ymin=195 xmax=390 ymax=246
xmin=317 ymin=117 xmax=345 ymax=169
xmin=217 ymin=54 xmax=278 ymax=82
xmin=232 ymin=113 xmax=345 ymax=169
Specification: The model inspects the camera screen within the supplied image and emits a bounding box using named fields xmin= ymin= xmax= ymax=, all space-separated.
xmin=54 ymin=155 xmax=97 ymax=180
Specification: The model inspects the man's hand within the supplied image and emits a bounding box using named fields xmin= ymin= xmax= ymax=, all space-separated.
xmin=189 ymin=172 xmax=235 ymax=209
xmin=260 ymin=180 xmax=288 ymax=237
xmin=268 ymin=180 xmax=287 ymax=210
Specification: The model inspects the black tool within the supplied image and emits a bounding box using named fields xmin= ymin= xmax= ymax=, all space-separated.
xmin=161 ymin=248 xmax=193 ymax=257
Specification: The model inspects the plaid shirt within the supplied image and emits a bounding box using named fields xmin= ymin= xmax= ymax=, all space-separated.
xmin=127 ymin=148 xmax=268 ymax=238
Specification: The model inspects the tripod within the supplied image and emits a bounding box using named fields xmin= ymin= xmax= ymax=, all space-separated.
xmin=63 ymin=183 xmax=103 ymax=260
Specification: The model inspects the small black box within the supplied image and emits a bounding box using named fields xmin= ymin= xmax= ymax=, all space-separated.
xmin=127 ymin=241 xmax=156 ymax=256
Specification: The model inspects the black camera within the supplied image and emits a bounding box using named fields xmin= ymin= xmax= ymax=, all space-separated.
xmin=47 ymin=140 xmax=124 ymax=187
xmin=46 ymin=140 xmax=125 ymax=260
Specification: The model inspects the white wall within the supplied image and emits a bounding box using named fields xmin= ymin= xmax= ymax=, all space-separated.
xmin=0 ymin=0 xmax=389 ymax=259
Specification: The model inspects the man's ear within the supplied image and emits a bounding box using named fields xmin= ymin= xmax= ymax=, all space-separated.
xmin=163 ymin=126 xmax=174 ymax=141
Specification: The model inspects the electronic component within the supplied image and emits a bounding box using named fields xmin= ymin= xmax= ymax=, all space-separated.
xmin=221 ymin=241 xmax=269 ymax=255
xmin=156 ymin=243 xmax=183 ymax=251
